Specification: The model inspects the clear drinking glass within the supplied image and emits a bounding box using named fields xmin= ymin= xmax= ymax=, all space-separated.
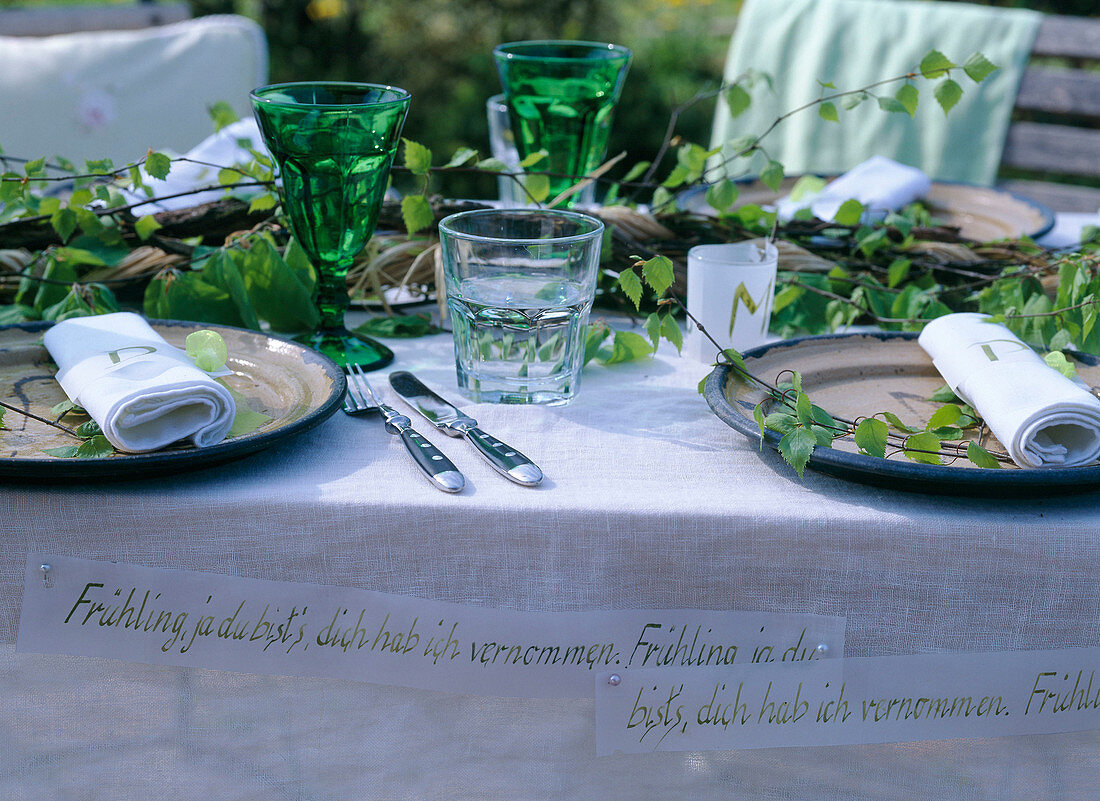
xmin=250 ymin=81 xmax=411 ymax=369
xmin=493 ymin=40 xmax=631 ymax=207
xmin=438 ymin=209 xmax=605 ymax=405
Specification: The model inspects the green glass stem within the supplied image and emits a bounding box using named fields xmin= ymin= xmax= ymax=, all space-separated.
xmin=315 ymin=261 xmax=351 ymax=331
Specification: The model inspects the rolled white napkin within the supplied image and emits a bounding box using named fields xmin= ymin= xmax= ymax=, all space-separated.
xmin=126 ymin=118 xmax=267 ymax=214
xmin=918 ymin=313 xmax=1100 ymax=468
xmin=43 ymin=312 xmax=235 ymax=454
xmin=775 ymin=155 xmax=932 ymax=222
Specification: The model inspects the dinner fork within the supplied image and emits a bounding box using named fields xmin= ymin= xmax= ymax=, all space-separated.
xmin=343 ymin=363 xmax=465 ymax=493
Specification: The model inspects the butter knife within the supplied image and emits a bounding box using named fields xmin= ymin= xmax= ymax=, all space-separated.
xmin=388 ymin=371 xmax=544 ymax=486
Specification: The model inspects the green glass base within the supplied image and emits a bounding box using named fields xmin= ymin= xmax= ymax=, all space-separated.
xmin=297 ymin=326 xmax=394 ymax=371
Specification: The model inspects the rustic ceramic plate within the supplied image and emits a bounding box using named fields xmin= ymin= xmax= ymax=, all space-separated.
xmin=0 ymin=320 xmax=345 ymax=480
xmin=681 ymin=178 xmax=1055 ymax=242
xmin=704 ymin=332 xmax=1100 ymax=496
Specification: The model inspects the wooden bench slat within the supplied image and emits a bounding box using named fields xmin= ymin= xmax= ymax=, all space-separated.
xmin=0 ymin=3 xmax=191 ymax=37
xmin=1032 ymin=14 xmax=1100 ymax=61
xmin=999 ymin=179 xmax=1100 ymax=214
xmin=1016 ymin=67 xmax=1100 ymax=121
xmin=1002 ymin=121 xmax=1100 ymax=179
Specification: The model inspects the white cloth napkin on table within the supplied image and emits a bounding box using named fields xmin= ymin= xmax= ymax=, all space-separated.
xmin=43 ymin=312 xmax=235 ymax=454
xmin=776 ymin=155 xmax=932 ymax=222
xmin=918 ymin=313 xmax=1100 ymax=468
xmin=126 ymin=118 xmax=267 ymax=215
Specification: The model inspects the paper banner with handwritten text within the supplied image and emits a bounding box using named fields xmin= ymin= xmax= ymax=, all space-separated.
xmin=17 ymin=555 xmax=845 ymax=699
xmin=595 ymin=648 xmax=1100 ymax=754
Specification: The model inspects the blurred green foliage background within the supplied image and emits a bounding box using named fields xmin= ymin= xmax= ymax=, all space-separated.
xmin=186 ymin=0 xmax=1094 ymax=197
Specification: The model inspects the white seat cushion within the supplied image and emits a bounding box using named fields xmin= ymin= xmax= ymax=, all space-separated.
xmin=0 ymin=15 xmax=267 ymax=165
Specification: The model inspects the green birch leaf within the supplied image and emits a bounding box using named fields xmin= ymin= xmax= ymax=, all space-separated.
xmin=903 ymin=431 xmax=944 ymax=465
xmin=1044 ymin=350 xmax=1077 ymax=380
xmin=618 ymin=268 xmax=643 ymax=309
xmin=810 ymin=425 xmax=834 ymax=447
xmin=443 ymin=147 xmax=479 ymax=168
xmin=753 ymin=401 xmax=767 ymax=446
xmin=760 ymin=160 xmax=785 ymax=192
xmin=705 ymin=180 xmax=739 ymax=213
xmin=877 ymin=96 xmax=909 ymax=114
xmin=185 ymin=330 xmax=229 ymax=371
xmin=217 ymin=381 xmax=272 ymax=438
xmin=659 ymin=313 xmax=683 ymax=354
xmin=601 ymin=330 xmax=654 ymax=364
xmin=239 ymin=238 xmax=318 ymax=331
xmin=842 ymin=91 xmax=869 ymax=110
xmin=895 ymin=84 xmax=919 ymax=117
xmin=778 ymin=427 xmax=817 ymax=478
xmin=920 ymin=50 xmax=955 ymax=79
xmin=401 ymin=194 xmax=435 ymax=236
xmin=929 ymin=384 xmax=959 ymax=403
xmin=927 ymin=404 xmax=962 ymax=429
xmin=834 ymin=199 xmax=864 ymax=226
xmin=51 ymin=208 xmax=78 ymax=243
xmin=928 ymin=426 xmax=963 ymax=440
xmin=209 ymin=101 xmax=239 ymax=130
xmin=887 ymin=258 xmax=911 ymax=288
xmin=725 ymin=84 xmax=752 ymax=118
xmin=518 ymin=150 xmax=548 ymax=169
xmin=881 ymin=411 xmax=921 ymax=434
xmin=145 ymin=151 xmax=171 ymax=180
xmin=966 ymin=441 xmax=1002 ymax=469
xmin=24 ymin=157 xmax=45 ymax=176
xmin=475 ymin=157 xmax=507 ymax=172
xmin=934 ymin=79 xmax=964 ymax=114
xmin=764 ymin=412 xmax=797 ymax=434
xmin=76 ymin=435 xmax=114 ymax=458
xmin=963 ymin=52 xmax=998 ymax=83
xmin=622 ymin=161 xmax=650 ymax=182
xmin=402 ymin=139 xmax=432 ymax=176
xmin=218 ymin=168 xmax=242 ymax=186
xmin=522 ymin=173 xmax=551 ymax=203
xmin=795 ymin=392 xmax=814 ymax=427
xmin=661 ymin=164 xmax=691 ymax=189
xmin=75 ymin=420 xmax=102 ymax=438
xmin=248 ymin=193 xmax=279 ymax=213
xmin=818 ymin=101 xmax=839 ymax=123
xmin=583 ymin=323 xmax=611 ymax=366
xmin=644 ymin=312 xmax=662 ymax=350
xmin=51 ymin=400 xmax=85 ymax=417
xmin=641 ymin=255 xmax=675 ymax=297
xmin=854 ymin=418 xmax=888 ymax=458
xmin=352 ymin=314 xmax=439 ymax=338
xmin=790 ymin=175 xmax=826 ymax=201
xmin=134 ymin=215 xmax=162 ymax=241
xmin=722 ymin=348 xmax=747 ymax=373
xmin=43 ymin=446 xmax=80 ymax=458
xmin=201 ymin=250 xmax=261 ymax=330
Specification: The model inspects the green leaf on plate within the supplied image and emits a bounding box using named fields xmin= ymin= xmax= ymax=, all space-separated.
xmin=966 ymin=441 xmax=1002 ymax=469
xmin=903 ymin=431 xmax=943 ymax=465
xmin=778 ymin=426 xmax=817 ymax=478
xmin=854 ymin=417 xmax=888 ymax=458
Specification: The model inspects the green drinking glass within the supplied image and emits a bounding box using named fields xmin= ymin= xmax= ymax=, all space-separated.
xmin=250 ymin=82 xmax=411 ymax=369
xmin=493 ymin=40 xmax=631 ymax=206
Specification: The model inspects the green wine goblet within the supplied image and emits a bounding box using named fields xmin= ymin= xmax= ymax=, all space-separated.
xmin=250 ymin=82 xmax=411 ymax=369
xmin=493 ymin=41 xmax=631 ymax=206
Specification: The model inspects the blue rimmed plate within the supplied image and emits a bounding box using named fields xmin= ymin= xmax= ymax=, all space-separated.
xmin=704 ymin=332 xmax=1100 ymax=496
xmin=0 ymin=319 xmax=345 ymax=480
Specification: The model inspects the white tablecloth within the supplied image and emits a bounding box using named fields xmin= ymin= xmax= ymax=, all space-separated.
xmin=2 ymin=326 xmax=1099 ymax=799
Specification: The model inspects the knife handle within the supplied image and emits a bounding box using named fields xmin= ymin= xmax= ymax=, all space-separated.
xmin=397 ymin=427 xmax=465 ymax=493
xmin=463 ymin=427 xmax=544 ymax=486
